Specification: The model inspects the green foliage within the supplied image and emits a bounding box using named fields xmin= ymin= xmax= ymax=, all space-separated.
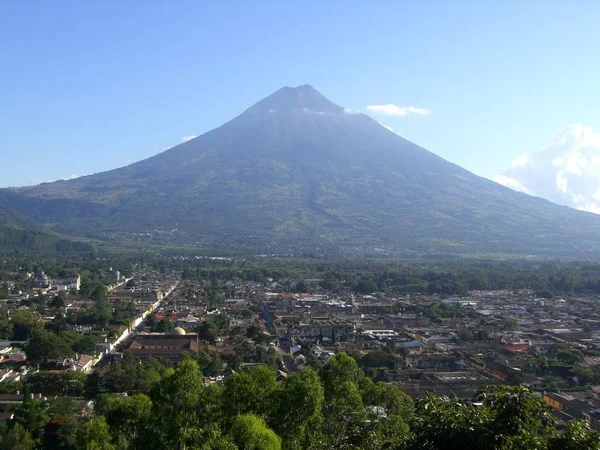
xmin=270 ymin=368 xmax=324 ymax=449
xmin=548 ymin=420 xmax=600 ymax=450
xmin=25 ymin=371 xmax=86 ymax=397
xmin=147 ymin=359 xmax=206 ymax=449
xmin=2 ymin=349 xmax=599 ymax=449
xmin=12 ymin=399 xmax=49 ymax=436
xmin=197 ymin=351 xmax=224 ymax=377
xmin=10 ymin=311 xmax=43 ymax=341
xmin=222 ymin=366 xmax=278 ymax=420
xmin=24 ymin=329 xmax=73 ymax=366
xmin=547 ymin=344 xmax=585 ymax=365
xmin=72 ymin=334 xmax=99 ymax=355
xmin=411 ymin=395 xmax=493 ymax=450
xmin=0 ymin=423 xmax=35 ymax=450
xmin=152 ymin=317 xmax=173 ymax=333
xmin=99 ymin=352 xmax=169 ymax=394
xmin=357 ymin=350 xmax=397 ymax=370
xmin=94 ymin=393 xmax=152 ymax=448
xmin=230 ymin=414 xmax=281 ymax=450
xmin=76 ymin=417 xmax=115 ymax=450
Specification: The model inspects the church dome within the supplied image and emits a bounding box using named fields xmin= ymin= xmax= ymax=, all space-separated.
xmin=170 ymin=327 xmax=186 ymax=335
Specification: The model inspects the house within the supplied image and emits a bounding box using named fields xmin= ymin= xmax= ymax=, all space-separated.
xmin=72 ymin=355 xmax=95 ymax=374
xmin=123 ymin=331 xmax=200 ymax=361
xmin=543 ymin=392 xmax=594 ymax=425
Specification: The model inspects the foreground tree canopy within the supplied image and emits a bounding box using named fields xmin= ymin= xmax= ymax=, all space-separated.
xmin=2 ymin=353 xmax=599 ymax=450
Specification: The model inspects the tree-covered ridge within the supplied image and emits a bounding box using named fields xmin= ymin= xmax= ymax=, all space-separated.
xmin=2 ymin=354 xmax=599 ymax=450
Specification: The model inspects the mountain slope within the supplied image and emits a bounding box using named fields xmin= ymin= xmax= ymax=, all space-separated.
xmin=2 ymin=85 xmax=600 ymax=256
xmin=0 ymin=206 xmax=93 ymax=254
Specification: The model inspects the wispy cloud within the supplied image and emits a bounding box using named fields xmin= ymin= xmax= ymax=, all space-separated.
xmin=378 ymin=122 xmax=394 ymax=132
xmin=343 ymin=108 xmax=360 ymax=115
xmin=181 ymin=135 xmax=198 ymax=143
xmin=492 ymin=174 xmax=533 ymax=195
xmin=366 ymin=104 xmax=431 ymax=117
xmin=28 ymin=173 xmax=78 ymax=186
xmin=493 ymin=124 xmax=600 ymax=214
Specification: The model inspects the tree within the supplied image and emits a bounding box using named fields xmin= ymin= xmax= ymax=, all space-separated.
xmin=25 ymin=371 xmax=86 ymax=397
xmin=362 ymin=380 xmax=413 ymax=420
xmin=148 ymin=360 xmax=206 ymax=449
xmin=320 ymin=353 xmax=367 ymax=445
xmin=548 ymin=419 xmax=600 ymax=450
xmin=506 ymin=370 xmax=524 ymax=386
xmin=49 ymin=292 xmax=67 ymax=311
xmin=502 ymin=318 xmax=520 ymax=331
xmin=47 ymin=313 xmax=69 ymax=335
xmin=222 ymin=366 xmax=278 ymax=421
xmin=95 ymin=393 xmax=152 ymax=448
xmin=230 ymin=414 xmax=281 ymax=450
xmin=0 ymin=423 xmax=35 ymax=450
xmin=90 ymin=285 xmax=108 ymax=303
xmin=196 ymin=321 xmax=219 ymax=343
xmin=24 ymin=330 xmax=73 ymax=366
xmin=197 ymin=352 xmax=223 ymax=377
xmin=294 ymin=280 xmax=307 ymax=294
xmin=101 ymin=352 xmax=168 ymax=394
xmin=475 ymin=385 xmax=555 ymax=449
xmin=76 ymin=417 xmax=115 ymax=450
xmin=10 ymin=311 xmax=42 ymax=341
xmin=270 ymin=368 xmax=324 ymax=449
xmin=410 ymin=395 xmax=493 ymax=450
xmin=43 ymin=397 xmax=81 ymax=450
xmin=0 ymin=316 xmax=12 ymax=340
xmin=12 ymin=400 xmax=49 ymax=437
xmin=145 ymin=313 xmax=157 ymax=330
xmin=72 ymin=334 xmax=98 ymax=355
xmin=155 ymin=317 xmax=173 ymax=333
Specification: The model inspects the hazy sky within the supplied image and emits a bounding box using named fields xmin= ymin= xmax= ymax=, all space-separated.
xmin=1 ymin=2 xmax=599 ymax=210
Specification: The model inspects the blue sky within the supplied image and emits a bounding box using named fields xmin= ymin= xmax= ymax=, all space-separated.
xmin=1 ymin=2 xmax=599 ymax=209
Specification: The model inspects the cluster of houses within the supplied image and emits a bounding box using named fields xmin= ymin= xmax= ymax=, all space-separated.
xmin=4 ymin=266 xmax=600 ymax=431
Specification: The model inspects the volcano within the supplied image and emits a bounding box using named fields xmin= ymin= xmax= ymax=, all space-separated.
xmin=2 ymin=85 xmax=600 ymax=256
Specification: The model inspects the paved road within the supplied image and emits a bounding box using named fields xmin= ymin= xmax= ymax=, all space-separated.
xmin=92 ymin=280 xmax=180 ymax=370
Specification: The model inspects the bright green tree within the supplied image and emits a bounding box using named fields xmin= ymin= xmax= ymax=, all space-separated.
xmin=222 ymin=366 xmax=277 ymax=421
xmin=548 ymin=419 xmax=600 ymax=450
xmin=148 ymin=360 xmax=206 ymax=449
xmin=270 ymin=367 xmax=324 ymax=449
xmin=76 ymin=417 xmax=115 ymax=450
xmin=230 ymin=414 xmax=281 ymax=450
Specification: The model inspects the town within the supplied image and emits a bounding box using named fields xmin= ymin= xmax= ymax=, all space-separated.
xmin=1 ymin=254 xmax=600 ymax=448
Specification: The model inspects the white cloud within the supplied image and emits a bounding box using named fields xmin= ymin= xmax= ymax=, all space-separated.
xmin=378 ymin=122 xmax=394 ymax=132
xmin=494 ymin=124 xmax=600 ymax=214
xmin=366 ymin=104 xmax=431 ymax=117
xmin=509 ymin=154 xmax=529 ymax=169
xmin=343 ymin=108 xmax=360 ymax=115
xmin=302 ymin=108 xmax=328 ymax=116
xmin=181 ymin=135 xmax=198 ymax=143
xmin=492 ymin=175 xmax=534 ymax=195
xmin=555 ymin=171 xmax=568 ymax=193
xmin=27 ymin=173 xmax=79 ymax=186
